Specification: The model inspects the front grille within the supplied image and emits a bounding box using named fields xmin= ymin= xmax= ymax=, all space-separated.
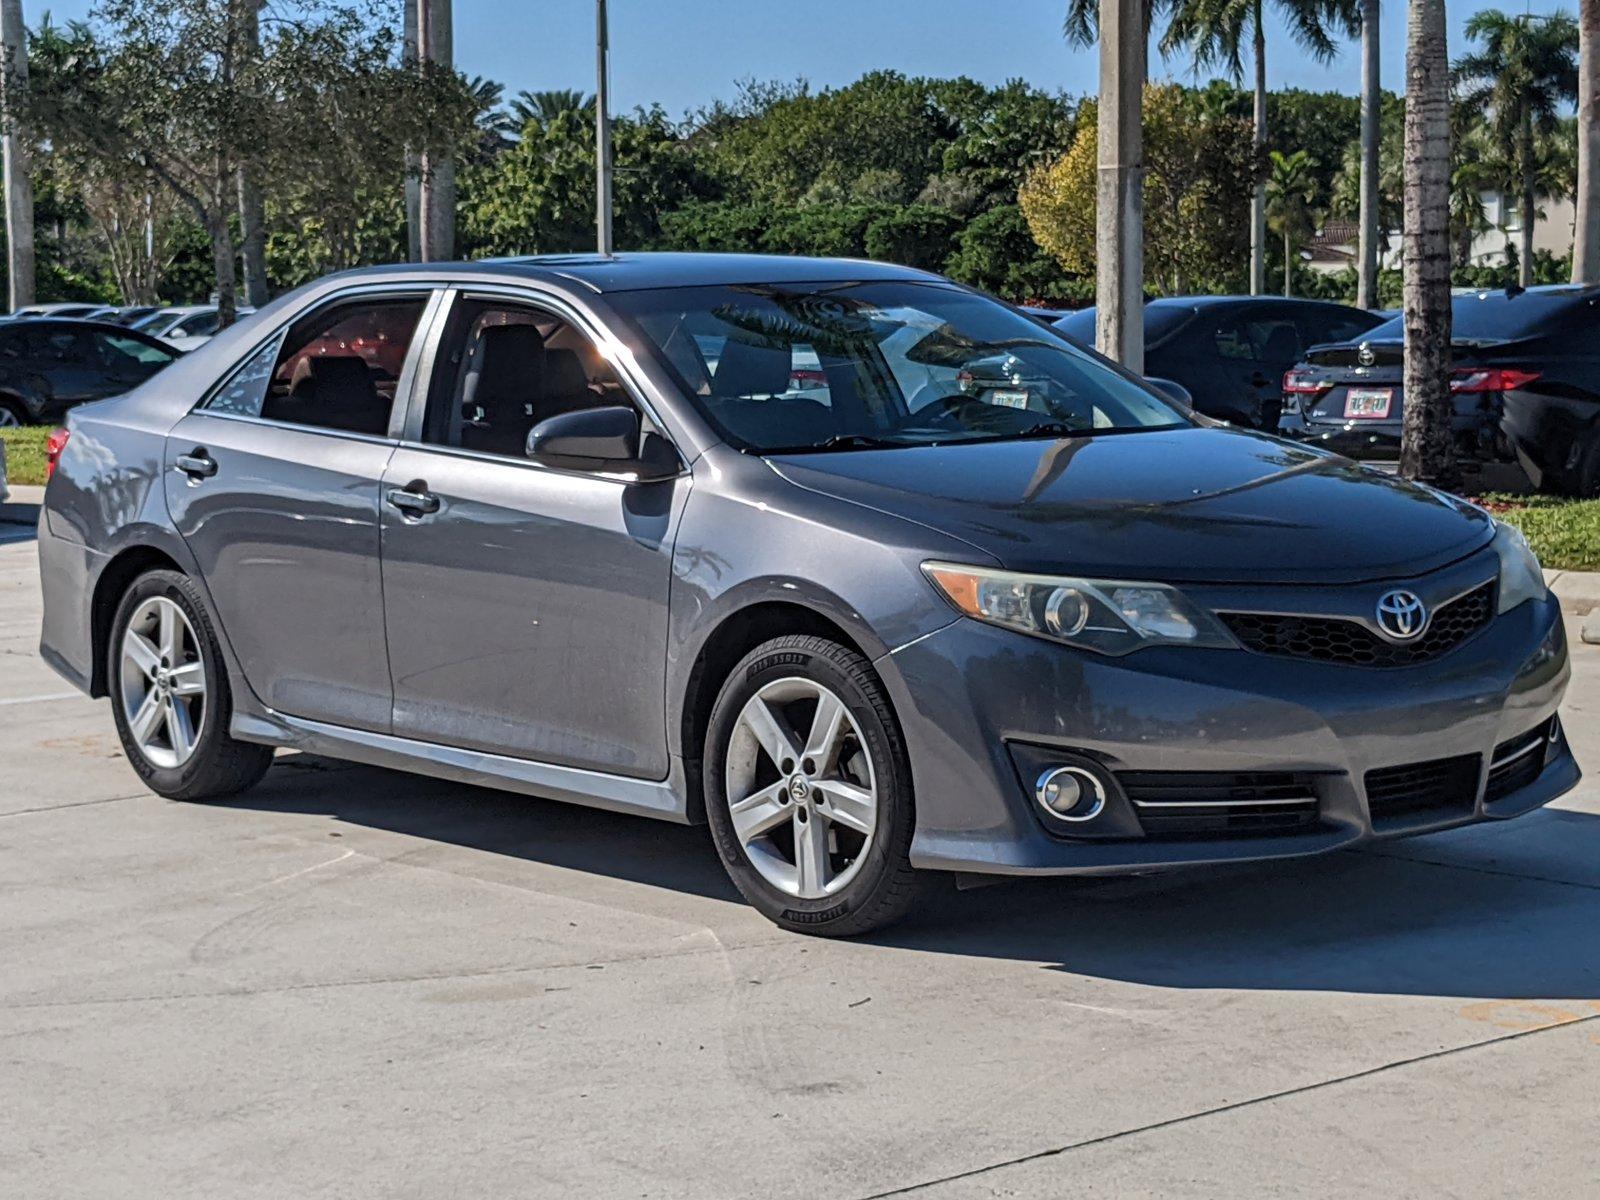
xmin=1485 ymin=717 xmax=1556 ymax=801
xmin=1220 ymin=582 xmax=1495 ymax=668
xmin=1364 ymin=753 xmax=1480 ymax=823
xmin=1117 ymin=770 xmax=1321 ymax=839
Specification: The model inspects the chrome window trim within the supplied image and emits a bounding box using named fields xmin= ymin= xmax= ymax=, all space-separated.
xmin=191 ymin=283 xmax=448 ymax=440
xmin=183 ymin=407 xmax=403 ymax=450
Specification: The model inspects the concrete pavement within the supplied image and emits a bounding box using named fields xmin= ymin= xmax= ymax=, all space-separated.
xmin=2 ymin=530 xmax=1598 ymax=1199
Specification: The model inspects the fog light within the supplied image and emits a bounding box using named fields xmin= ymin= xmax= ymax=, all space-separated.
xmin=1034 ymin=766 xmax=1106 ymax=822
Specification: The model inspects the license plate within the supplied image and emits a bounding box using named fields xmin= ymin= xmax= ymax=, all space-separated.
xmin=1344 ymin=387 xmax=1392 ymax=419
xmin=990 ymin=389 xmax=1030 ymax=410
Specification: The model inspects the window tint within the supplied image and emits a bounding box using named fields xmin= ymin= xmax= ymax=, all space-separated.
xmin=201 ymin=296 xmax=425 ymax=434
xmin=1297 ymin=308 xmax=1380 ymax=349
xmin=0 ymin=329 xmax=23 ymax=358
xmin=24 ymin=327 xmax=85 ymax=361
xmin=420 ymin=299 xmax=632 ymax=459
xmin=175 ymin=312 xmax=221 ymax=337
xmin=92 ymin=332 xmax=175 ymax=367
xmin=1213 ymin=313 xmax=1301 ymax=363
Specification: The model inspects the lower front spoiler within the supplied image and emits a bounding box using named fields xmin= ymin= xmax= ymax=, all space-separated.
xmin=911 ymin=731 xmax=1581 ymax=878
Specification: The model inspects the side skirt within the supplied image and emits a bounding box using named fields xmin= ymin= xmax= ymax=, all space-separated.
xmin=231 ymin=710 xmax=694 ymax=824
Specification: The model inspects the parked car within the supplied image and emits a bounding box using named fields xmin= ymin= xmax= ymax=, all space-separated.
xmin=1055 ymin=297 xmax=1385 ymax=429
xmin=7 ymin=302 xmax=108 ymax=321
xmin=1279 ymin=285 xmax=1600 ymax=495
xmin=133 ymin=304 xmax=254 ymax=349
xmin=109 ymin=305 xmax=161 ymax=327
xmin=37 ymin=254 xmax=1576 ymax=935
xmin=0 ymin=319 xmax=179 ymax=426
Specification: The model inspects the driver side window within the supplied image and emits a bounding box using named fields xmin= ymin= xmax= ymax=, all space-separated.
xmin=420 ymin=298 xmax=633 ymax=460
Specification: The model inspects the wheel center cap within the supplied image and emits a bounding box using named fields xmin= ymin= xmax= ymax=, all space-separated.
xmin=789 ymin=776 xmax=811 ymax=803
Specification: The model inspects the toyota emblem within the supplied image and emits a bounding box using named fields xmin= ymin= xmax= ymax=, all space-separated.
xmin=1375 ymin=590 xmax=1428 ymax=642
xmin=1357 ymin=342 xmax=1375 ymax=367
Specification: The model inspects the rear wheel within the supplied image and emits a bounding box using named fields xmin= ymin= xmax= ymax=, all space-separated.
xmin=1568 ymin=427 xmax=1600 ymax=498
xmin=0 ymin=398 xmax=26 ymax=428
xmin=704 ymin=634 xmax=924 ymax=936
xmin=108 ymin=569 xmax=272 ymax=800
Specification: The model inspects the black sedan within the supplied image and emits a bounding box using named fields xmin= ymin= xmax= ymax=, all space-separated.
xmin=0 ymin=319 xmax=179 ymax=427
xmin=1278 ymin=285 xmax=1600 ymax=496
xmin=1055 ymin=297 xmax=1384 ymax=429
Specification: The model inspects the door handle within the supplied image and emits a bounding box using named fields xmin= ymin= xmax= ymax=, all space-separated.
xmin=175 ymin=449 xmax=218 ymax=479
xmin=387 ymin=481 xmax=440 ymax=517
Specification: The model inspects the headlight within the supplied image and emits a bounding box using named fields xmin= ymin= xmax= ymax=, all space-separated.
xmin=922 ymin=561 xmax=1237 ymax=655
xmin=1493 ymin=520 xmax=1546 ymax=613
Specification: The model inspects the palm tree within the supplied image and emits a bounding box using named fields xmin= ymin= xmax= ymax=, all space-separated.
xmin=1356 ymin=0 xmax=1380 ymax=308
xmin=0 ymin=0 xmax=34 ymax=311
xmin=1576 ymin=0 xmax=1599 ymax=281
xmin=1162 ymin=0 xmax=1360 ymax=294
xmin=1455 ymin=10 xmax=1578 ymax=287
xmin=1266 ymin=149 xmax=1316 ymax=295
xmin=1400 ymin=0 xmax=1456 ymax=489
xmin=511 ymin=88 xmax=596 ymax=126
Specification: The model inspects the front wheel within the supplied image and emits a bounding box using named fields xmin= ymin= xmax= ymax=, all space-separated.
xmin=108 ymin=569 xmax=273 ymax=800
xmin=703 ymin=634 xmax=924 ymax=936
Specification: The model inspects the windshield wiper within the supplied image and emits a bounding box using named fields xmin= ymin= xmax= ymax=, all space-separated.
xmin=775 ymin=433 xmax=918 ymax=453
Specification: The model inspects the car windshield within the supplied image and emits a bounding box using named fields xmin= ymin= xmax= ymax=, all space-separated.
xmin=1054 ymin=304 xmax=1197 ymax=347
xmin=1364 ymin=289 xmax=1589 ymax=342
xmin=133 ymin=310 xmax=186 ymax=336
xmin=610 ymin=281 xmax=1188 ymax=453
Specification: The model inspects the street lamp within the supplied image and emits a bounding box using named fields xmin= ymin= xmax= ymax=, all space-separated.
xmin=596 ymin=0 xmax=613 ymax=255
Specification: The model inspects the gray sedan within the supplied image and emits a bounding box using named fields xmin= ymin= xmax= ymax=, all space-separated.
xmin=36 ymin=254 xmax=1578 ymax=935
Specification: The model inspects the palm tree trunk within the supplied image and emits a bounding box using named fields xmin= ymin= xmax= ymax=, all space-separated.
xmin=1358 ymin=0 xmax=1381 ymax=307
xmin=1576 ymin=0 xmax=1599 ymax=282
xmin=236 ymin=0 xmax=267 ymax=307
xmin=1400 ymin=0 xmax=1457 ymax=490
xmin=1284 ymin=226 xmax=1293 ymax=296
xmin=1519 ymin=99 xmax=1535 ymax=287
xmin=1250 ymin=1 xmax=1267 ymax=295
xmin=416 ymin=0 xmax=456 ymax=261
xmin=0 ymin=0 xmax=34 ymax=311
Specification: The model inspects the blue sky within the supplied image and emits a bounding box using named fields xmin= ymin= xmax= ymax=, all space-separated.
xmin=35 ymin=0 xmax=1578 ymax=114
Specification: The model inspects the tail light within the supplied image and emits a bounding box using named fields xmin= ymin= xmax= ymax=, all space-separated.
xmin=1450 ymin=368 xmax=1541 ymax=394
xmin=44 ymin=427 xmax=70 ymax=480
xmin=1282 ymin=370 xmax=1329 ymax=395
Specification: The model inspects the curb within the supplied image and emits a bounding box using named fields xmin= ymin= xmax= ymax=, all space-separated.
xmin=1545 ymin=569 xmax=1600 ymax=621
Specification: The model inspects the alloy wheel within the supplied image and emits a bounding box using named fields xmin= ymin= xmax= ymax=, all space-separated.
xmin=118 ymin=596 xmax=206 ymax=769
xmin=724 ymin=677 xmax=878 ymax=900
xmin=0 ymin=407 xmax=20 ymax=428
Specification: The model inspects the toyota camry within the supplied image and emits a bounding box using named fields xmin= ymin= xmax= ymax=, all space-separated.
xmin=36 ymin=254 xmax=1578 ymax=935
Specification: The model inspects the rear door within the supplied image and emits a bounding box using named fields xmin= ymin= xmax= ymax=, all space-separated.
xmin=1208 ymin=305 xmax=1302 ymax=428
xmin=379 ymin=290 xmax=687 ymax=777
xmin=164 ymin=289 xmax=439 ymax=731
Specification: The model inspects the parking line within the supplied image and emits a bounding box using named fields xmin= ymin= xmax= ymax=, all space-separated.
xmin=0 ymin=691 xmax=85 ymax=707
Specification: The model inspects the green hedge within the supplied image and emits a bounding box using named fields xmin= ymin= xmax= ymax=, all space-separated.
xmin=1 ymin=427 xmax=51 ymax=488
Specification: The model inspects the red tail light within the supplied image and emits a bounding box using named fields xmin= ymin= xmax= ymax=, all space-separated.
xmin=1282 ymin=370 xmax=1329 ymax=394
xmin=1450 ymin=368 xmax=1540 ymax=394
xmin=44 ymin=427 xmax=70 ymax=480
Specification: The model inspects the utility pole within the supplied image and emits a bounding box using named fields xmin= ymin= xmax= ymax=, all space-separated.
xmin=1575 ymin=0 xmax=1599 ymax=282
xmin=1095 ymin=0 xmax=1143 ymax=373
xmin=596 ymin=0 xmax=613 ymax=255
xmin=415 ymin=0 xmax=455 ymax=261
xmin=237 ymin=0 xmax=267 ymax=308
xmin=403 ymin=0 xmax=421 ymax=262
xmin=0 ymin=0 xmax=34 ymax=311
xmin=1357 ymin=0 xmax=1381 ymax=308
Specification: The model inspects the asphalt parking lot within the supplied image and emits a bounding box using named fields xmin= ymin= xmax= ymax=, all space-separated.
xmin=3 ymin=514 xmax=1599 ymax=1199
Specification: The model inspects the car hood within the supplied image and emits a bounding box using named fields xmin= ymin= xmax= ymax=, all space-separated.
xmin=768 ymin=427 xmax=1493 ymax=584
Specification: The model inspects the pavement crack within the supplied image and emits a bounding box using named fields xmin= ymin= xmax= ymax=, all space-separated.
xmin=854 ymin=1012 xmax=1600 ymax=1198
xmin=0 ymin=793 xmax=145 ymax=819
xmin=1356 ymin=846 xmax=1600 ymax=893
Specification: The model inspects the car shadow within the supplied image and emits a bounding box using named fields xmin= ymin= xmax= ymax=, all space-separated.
xmin=225 ymin=751 xmax=1600 ymax=1001
xmin=0 ymin=498 xmax=39 ymax=544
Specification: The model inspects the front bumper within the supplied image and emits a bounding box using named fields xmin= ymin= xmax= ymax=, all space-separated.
xmin=880 ymin=586 xmax=1575 ymax=876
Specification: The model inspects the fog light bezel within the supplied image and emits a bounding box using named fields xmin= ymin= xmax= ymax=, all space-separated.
xmin=1034 ymin=765 xmax=1107 ymax=823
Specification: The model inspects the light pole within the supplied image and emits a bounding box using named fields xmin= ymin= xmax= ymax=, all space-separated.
xmin=0 ymin=0 xmax=34 ymax=311
xmin=1095 ymin=0 xmax=1143 ymax=373
xmin=416 ymin=0 xmax=455 ymax=261
xmin=596 ymin=0 xmax=613 ymax=255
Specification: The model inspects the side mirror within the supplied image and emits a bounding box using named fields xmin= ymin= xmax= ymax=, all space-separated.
xmin=526 ymin=405 xmax=679 ymax=480
xmin=1145 ymin=376 xmax=1193 ymax=410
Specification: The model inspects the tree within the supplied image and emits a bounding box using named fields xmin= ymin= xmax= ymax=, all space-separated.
xmin=1400 ymin=0 xmax=1455 ymax=488
xmin=510 ymin=88 xmax=594 ymax=125
xmin=1456 ymin=10 xmax=1578 ymax=287
xmin=1162 ymin=0 xmax=1360 ymax=294
xmin=1266 ymin=148 xmax=1317 ymax=295
xmin=863 ymin=204 xmax=960 ymax=271
xmin=1 ymin=0 xmax=34 ymax=309
xmin=1020 ymin=84 xmax=1257 ymax=294
xmin=943 ymin=204 xmax=1075 ymax=300
xmin=1577 ymin=0 xmax=1600 ymax=281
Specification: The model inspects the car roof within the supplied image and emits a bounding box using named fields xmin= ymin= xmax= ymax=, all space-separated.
xmin=320 ymin=252 xmax=942 ymax=294
xmin=1 ymin=316 xmax=176 ymax=340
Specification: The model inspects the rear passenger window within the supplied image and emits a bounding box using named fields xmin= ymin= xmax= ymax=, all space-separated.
xmin=202 ymin=296 xmax=426 ymax=435
xmin=419 ymin=299 xmax=633 ymax=460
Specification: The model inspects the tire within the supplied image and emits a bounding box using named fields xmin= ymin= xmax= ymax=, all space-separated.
xmin=0 ymin=398 xmax=27 ymax=428
xmin=107 ymin=568 xmax=273 ymax=800
xmin=1569 ymin=428 xmax=1600 ymax=498
xmin=703 ymin=634 xmax=925 ymax=936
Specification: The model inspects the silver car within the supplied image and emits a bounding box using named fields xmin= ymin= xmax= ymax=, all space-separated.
xmin=37 ymin=254 xmax=1578 ymax=935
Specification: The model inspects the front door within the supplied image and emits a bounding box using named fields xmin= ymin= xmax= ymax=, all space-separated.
xmin=379 ymin=293 xmax=687 ymax=778
xmin=165 ymin=291 xmax=433 ymax=731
